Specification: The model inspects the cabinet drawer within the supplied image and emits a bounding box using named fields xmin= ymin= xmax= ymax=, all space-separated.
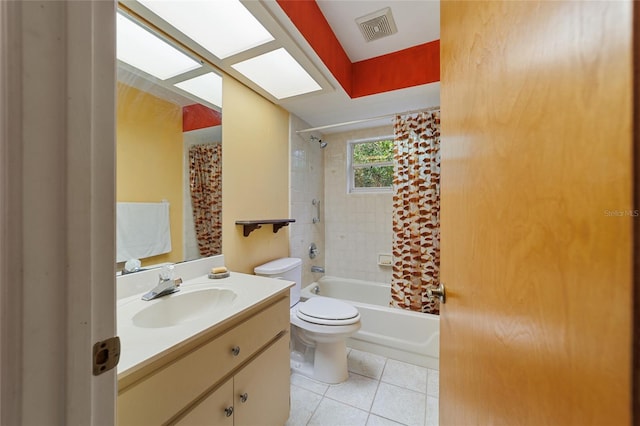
xmin=118 ymin=296 xmax=289 ymax=426
xmin=175 ymin=379 xmax=234 ymax=426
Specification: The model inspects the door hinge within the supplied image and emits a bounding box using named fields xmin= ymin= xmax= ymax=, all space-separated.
xmin=93 ymin=336 xmax=120 ymax=376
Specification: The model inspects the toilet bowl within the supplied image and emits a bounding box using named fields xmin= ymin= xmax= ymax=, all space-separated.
xmin=254 ymin=258 xmax=361 ymax=384
xmin=290 ymin=296 xmax=360 ymax=383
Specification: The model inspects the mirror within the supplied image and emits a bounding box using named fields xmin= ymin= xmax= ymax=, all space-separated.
xmin=116 ymin=10 xmax=223 ymax=271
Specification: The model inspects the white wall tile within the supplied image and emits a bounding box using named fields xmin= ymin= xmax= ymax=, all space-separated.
xmin=289 ymin=115 xmax=325 ymax=288
xmin=324 ymin=126 xmax=394 ymax=283
xmin=290 ymin=121 xmax=395 ymax=286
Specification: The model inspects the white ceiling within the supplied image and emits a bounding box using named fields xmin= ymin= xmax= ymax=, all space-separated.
xmin=261 ymin=0 xmax=441 ymax=133
xmin=316 ymin=0 xmax=440 ymax=62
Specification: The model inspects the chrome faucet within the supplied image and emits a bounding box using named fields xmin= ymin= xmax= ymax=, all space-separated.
xmin=142 ymin=265 xmax=183 ymax=301
xmin=310 ymin=266 xmax=325 ymax=273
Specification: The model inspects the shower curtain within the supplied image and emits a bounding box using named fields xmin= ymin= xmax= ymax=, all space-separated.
xmin=189 ymin=143 xmax=222 ymax=257
xmin=390 ymin=111 xmax=441 ymax=314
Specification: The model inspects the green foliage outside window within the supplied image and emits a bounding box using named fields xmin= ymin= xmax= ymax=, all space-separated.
xmin=354 ymin=165 xmax=393 ymax=188
xmin=351 ymin=139 xmax=394 ymax=189
xmin=352 ymin=139 xmax=394 ymax=163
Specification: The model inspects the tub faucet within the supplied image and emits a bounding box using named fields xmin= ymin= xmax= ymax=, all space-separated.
xmin=311 ymin=266 xmax=325 ymax=273
xmin=142 ymin=265 xmax=183 ymax=301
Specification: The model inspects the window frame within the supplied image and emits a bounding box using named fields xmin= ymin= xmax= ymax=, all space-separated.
xmin=347 ymin=135 xmax=394 ymax=194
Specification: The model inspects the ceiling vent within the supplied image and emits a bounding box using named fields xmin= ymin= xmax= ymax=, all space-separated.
xmin=355 ymin=7 xmax=398 ymax=42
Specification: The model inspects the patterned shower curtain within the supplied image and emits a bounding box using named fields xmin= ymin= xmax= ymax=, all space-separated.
xmin=189 ymin=143 xmax=222 ymax=257
xmin=390 ymin=111 xmax=441 ymax=314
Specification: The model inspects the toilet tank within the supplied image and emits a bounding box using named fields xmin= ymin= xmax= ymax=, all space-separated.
xmin=254 ymin=257 xmax=302 ymax=307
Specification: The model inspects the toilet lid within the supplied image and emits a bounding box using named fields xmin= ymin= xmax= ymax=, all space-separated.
xmin=297 ymin=297 xmax=359 ymax=324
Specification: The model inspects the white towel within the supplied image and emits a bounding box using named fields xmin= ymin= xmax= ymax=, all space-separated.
xmin=116 ymin=202 xmax=172 ymax=262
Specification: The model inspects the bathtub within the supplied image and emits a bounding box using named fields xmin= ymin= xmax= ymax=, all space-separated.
xmin=300 ymin=276 xmax=439 ymax=370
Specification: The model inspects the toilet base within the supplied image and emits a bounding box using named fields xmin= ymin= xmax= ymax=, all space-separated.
xmin=313 ymin=340 xmax=349 ymax=383
xmin=289 ymin=307 xmax=360 ymax=385
xmin=290 ymin=341 xmax=349 ymax=384
xmin=290 ymin=356 xmax=314 ymax=379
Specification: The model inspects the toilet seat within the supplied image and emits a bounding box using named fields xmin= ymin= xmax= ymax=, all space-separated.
xmin=296 ymin=297 xmax=360 ymax=326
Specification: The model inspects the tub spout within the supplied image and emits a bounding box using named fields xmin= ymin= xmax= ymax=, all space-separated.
xmin=311 ymin=266 xmax=325 ymax=273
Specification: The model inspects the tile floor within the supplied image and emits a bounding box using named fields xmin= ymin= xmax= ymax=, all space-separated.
xmin=286 ymin=348 xmax=439 ymax=426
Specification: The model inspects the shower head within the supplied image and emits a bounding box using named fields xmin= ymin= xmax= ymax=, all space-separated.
xmin=310 ymin=135 xmax=328 ymax=149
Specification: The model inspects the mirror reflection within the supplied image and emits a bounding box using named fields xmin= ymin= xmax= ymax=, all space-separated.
xmin=116 ymin=10 xmax=223 ymax=272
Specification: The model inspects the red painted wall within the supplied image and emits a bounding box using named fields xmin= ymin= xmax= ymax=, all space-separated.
xmin=276 ymin=0 xmax=440 ymax=99
xmin=352 ymin=41 xmax=440 ymax=98
xmin=182 ymin=104 xmax=222 ymax=132
xmin=276 ymin=0 xmax=352 ymax=94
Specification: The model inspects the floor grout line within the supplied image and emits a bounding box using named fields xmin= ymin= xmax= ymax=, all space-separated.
xmin=289 ymin=349 xmax=437 ymax=426
xmin=305 ymin=395 xmax=321 ymax=426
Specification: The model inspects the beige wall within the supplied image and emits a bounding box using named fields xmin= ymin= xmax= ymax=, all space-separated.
xmin=222 ymin=77 xmax=290 ymax=273
xmin=117 ymin=82 xmax=184 ymax=264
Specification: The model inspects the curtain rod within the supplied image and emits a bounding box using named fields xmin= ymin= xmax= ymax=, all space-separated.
xmin=295 ymin=106 xmax=440 ymax=134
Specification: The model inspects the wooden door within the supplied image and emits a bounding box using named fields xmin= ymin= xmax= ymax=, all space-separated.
xmin=439 ymin=1 xmax=633 ymax=424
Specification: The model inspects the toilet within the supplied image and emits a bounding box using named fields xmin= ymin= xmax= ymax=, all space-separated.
xmin=254 ymin=257 xmax=361 ymax=384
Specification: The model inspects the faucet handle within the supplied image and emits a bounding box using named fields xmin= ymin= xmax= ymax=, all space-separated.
xmin=159 ymin=264 xmax=175 ymax=281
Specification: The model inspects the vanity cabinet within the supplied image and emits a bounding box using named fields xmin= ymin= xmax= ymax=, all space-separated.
xmin=117 ymin=294 xmax=290 ymax=426
xmin=176 ymin=336 xmax=290 ymax=426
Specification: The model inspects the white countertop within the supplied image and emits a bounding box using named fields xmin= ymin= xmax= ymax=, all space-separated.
xmin=117 ymin=271 xmax=293 ymax=379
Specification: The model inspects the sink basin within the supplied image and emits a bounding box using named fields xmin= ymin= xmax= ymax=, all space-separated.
xmin=132 ymin=288 xmax=237 ymax=328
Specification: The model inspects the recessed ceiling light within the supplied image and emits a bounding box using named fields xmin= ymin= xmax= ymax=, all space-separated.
xmin=231 ymin=48 xmax=322 ymax=99
xmin=116 ymin=13 xmax=201 ymax=80
xmin=137 ymin=0 xmax=275 ymax=59
xmin=174 ymin=73 xmax=223 ymax=108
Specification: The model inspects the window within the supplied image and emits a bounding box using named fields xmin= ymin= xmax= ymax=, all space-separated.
xmin=348 ymin=137 xmax=394 ymax=193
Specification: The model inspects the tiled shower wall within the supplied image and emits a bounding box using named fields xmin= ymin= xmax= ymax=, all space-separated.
xmin=289 ymin=115 xmax=325 ymax=287
xmin=324 ymin=125 xmax=394 ymax=284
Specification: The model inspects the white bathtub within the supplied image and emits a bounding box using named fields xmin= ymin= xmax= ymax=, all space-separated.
xmin=301 ymin=276 xmax=439 ymax=369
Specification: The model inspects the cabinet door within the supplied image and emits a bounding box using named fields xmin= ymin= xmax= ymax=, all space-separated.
xmin=233 ymin=336 xmax=290 ymax=426
xmin=175 ymin=379 xmax=234 ymax=426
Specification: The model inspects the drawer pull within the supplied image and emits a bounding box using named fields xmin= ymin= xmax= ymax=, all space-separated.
xmin=231 ymin=346 xmax=240 ymax=356
xmin=240 ymin=392 xmax=248 ymax=403
xmin=224 ymin=406 xmax=234 ymax=417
